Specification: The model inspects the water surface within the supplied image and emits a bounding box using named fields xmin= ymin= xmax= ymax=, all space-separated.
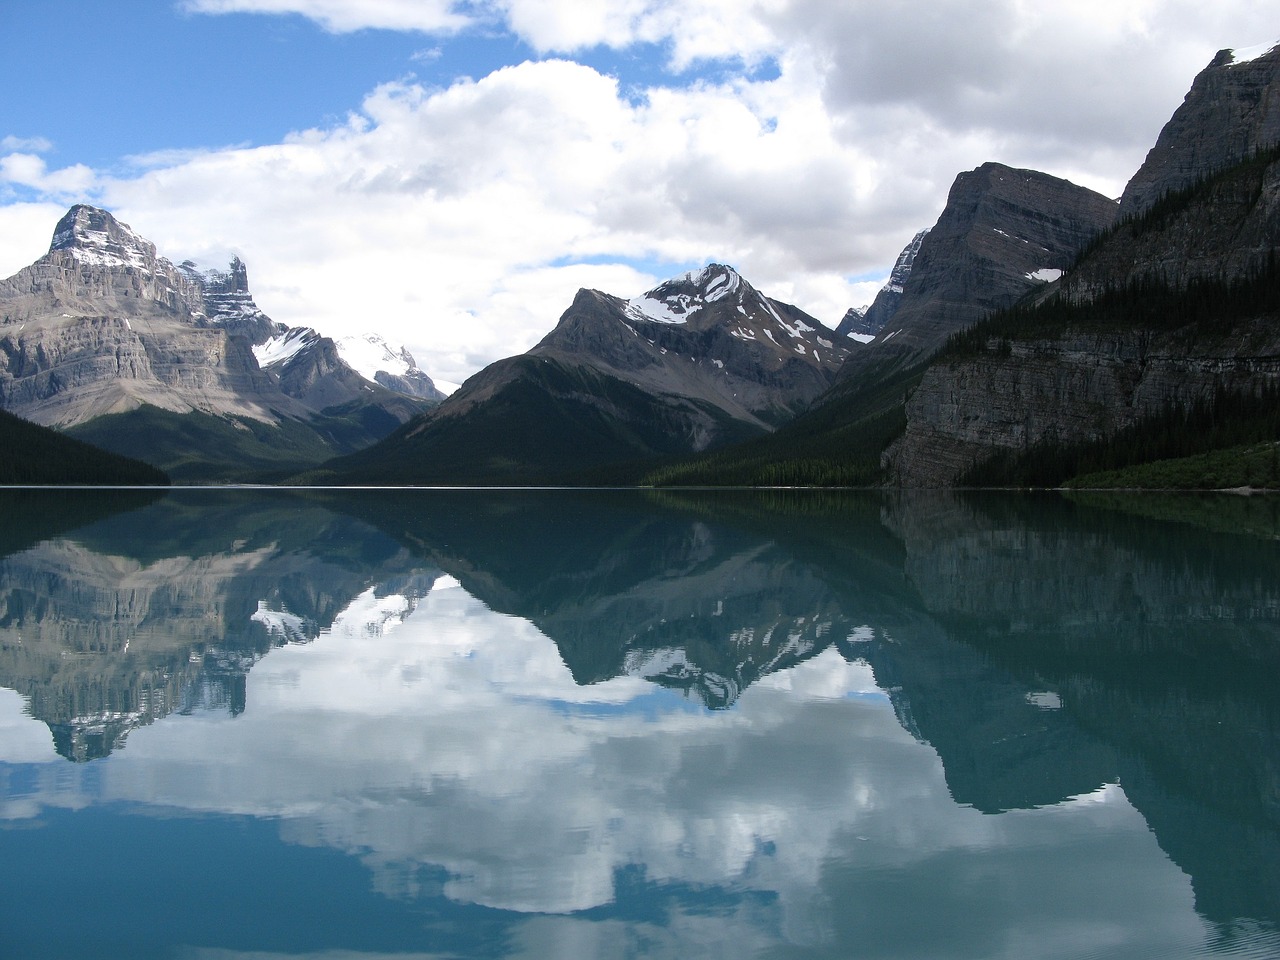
xmin=0 ymin=488 xmax=1277 ymax=959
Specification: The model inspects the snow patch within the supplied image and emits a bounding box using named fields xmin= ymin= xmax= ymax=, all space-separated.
xmin=253 ymin=327 xmax=317 ymax=368
xmin=626 ymin=293 xmax=697 ymax=325
xmin=1027 ymin=268 xmax=1063 ymax=283
xmin=1230 ymin=41 xmax=1278 ymax=64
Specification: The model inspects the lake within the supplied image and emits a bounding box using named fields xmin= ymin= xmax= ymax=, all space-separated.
xmin=0 ymin=487 xmax=1277 ymax=959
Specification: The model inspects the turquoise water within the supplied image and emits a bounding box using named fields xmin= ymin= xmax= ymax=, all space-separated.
xmin=0 ymin=488 xmax=1277 ymax=959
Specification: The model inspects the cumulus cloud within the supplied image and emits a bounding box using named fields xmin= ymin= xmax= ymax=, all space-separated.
xmin=89 ymin=60 xmax=890 ymax=384
xmin=2 ymin=1 xmax=1276 ymax=385
xmin=0 ymin=153 xmax=97 ymax=198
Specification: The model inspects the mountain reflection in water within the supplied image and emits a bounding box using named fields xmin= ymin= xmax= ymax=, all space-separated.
xmin=0 ymin=487 xmax=1277 ymax=959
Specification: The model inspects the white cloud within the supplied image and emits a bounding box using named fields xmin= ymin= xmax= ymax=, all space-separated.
xmin=1 ymin=135 xmax=54 ymax=153
xmin=0 ymin=153 xmax=97 ymax=199
xmin=0 ymin=202 xmax=72 ymax=280
xmin=2 ymin=2 xmax=1276 ymax=385
xmin=180 ymin=0 xmax=470 ymax=33
xmin=83 ymin=60 xmax=889 ymax=384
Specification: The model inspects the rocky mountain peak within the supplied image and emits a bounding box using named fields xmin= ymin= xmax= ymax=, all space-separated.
xmin=836 ymin=229 xmax=931 ymax=340
xmin=181 ymin=256 xmax=249 ymax=295
xmin=1119 ymin=41 xmax=1280 ymax=216
xmin=49 ymin=204 xmax=161 ymax=272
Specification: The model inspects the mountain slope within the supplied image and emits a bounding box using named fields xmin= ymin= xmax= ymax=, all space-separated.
xmin=0 ymin=407 xmax=168 ymax=485
xmin=835 ymin=229 xmax=930 ymax=340
xmin=309 ymin=265 xmax=849 ymax=484
xmin=887 ymin=146 xmax=1280 ymax=486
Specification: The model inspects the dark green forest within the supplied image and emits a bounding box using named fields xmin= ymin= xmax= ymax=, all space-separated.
xmin=0 ymin=408 xmax=169 ymax=486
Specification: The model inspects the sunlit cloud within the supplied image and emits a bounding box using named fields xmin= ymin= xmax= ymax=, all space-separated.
xmin=1 ymin=1 xmax=1274 ymax=385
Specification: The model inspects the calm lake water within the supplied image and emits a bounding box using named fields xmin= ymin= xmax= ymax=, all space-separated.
xmin=1 ymin=487 xmax=1278 ymax=960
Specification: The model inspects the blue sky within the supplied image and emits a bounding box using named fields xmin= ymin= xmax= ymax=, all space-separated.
xmin=1 ymin=1 xmax=1276 ymax=386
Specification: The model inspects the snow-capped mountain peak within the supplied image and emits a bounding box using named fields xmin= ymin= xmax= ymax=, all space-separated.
xmin=335 ymin=333 xmax=417 ymax=382
xmin=625 ymin=264 xmax=751 ymax=325
xmin=335 ymin=334 xmax=447 ymax=401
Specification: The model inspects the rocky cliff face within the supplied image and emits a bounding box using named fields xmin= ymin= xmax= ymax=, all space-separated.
xmin=1120 ymin=43 xmax=1280 ymax=216
xmin=846 ymin=164 xmax=1117 ymax=369
xmin=887 ymin=327 xmax=1280 ymax=486
xmin=0 ymin=207 xmax=296 ymax=428
xmin=886 ymin=116 xmax=1280 ymax=486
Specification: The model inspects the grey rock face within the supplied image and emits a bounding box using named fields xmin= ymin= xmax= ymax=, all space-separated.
xmin=886 ymin=330 xmax=1280 ymax=486
xmin=1120 ymin=43 xmax=1280 ymax=217
xmin=837 ymin=164 xmax=1117 ymax=387
xmin=0 ymin=205 xmax=428 ymax=436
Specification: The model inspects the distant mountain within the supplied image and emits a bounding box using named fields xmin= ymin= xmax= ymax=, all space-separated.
xmin=334 ymin=333 xmax=447 ymax=401
xmin=309 ymin=264 xmax=850 ymax=484
xmin=0 ymin=205 xmax=433 ymax=481
xmin=835 ymin=229 xmax=930 ymax=341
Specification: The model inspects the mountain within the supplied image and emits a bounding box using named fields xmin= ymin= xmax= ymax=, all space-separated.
xmin=834 ymin=228 xmax=930 ymax=340
xmin=651 ymin=46 xmax=1280 ymax=489
xmin=842 ymin=163 xmax=1118 ymax=366
xmin=644 ymin=167 xmax=1118 ymax=486
xmin=334 ymin=333 xmax=447 ymax=401
xmin=308 ymin=264 xmax=850 ymax=484
xmin=882 ymin=44 xmax=1280 ymax=487
xmin=0 ymin=205 xmax=432 ymax=480
xmin=1120 ymin=42 xmax=1280 ymax=216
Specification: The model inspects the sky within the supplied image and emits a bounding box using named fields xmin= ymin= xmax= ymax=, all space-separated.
xmin=1 ymin=1 xmax=1276 ymax=390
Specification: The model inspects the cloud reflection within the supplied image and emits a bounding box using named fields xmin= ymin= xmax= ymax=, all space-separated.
xmin=0 ymin=572 xmax=1215 ymax=956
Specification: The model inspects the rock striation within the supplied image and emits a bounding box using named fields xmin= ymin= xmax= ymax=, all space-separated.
xmin=1120 ymin=42 xmax=1280 ymax=216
